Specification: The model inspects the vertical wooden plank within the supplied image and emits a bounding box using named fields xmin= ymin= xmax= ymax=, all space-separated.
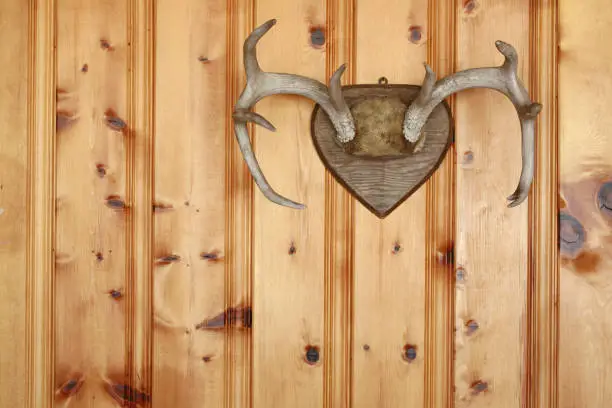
xmin=0 ymin=0 xmax=29 ymax=405
xmin=251 ymin=2 xmax=327 ymax=407
xmin=352 ymin=1 xmax=428 ymax=407
xmin=26 ymin=0 xmax=57 ymax=406
xmin=152 ymin=0 xmax=227 ymax=406
xmin=424 ymin=0 xmax=456 ymax=407
xmin=323 ymin=1 xmax=355 ymax=408
xmin=527 ymin=0 xmax=559 ymax=407
xmin=454 ymin=0 xmax=530 ymax=406
xmin=226 ymin=0 xmax=254 ymax=407
xmin=558 ymin=1 xmax=612 ymax=407
xmin=54 ymin=0 xmax=128 ymax=405
xmin=128 ymin=0 xmax=155 ymax=403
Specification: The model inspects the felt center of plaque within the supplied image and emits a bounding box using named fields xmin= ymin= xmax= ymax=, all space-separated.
xmin=342 ymin=96 xmax=423 ymax=157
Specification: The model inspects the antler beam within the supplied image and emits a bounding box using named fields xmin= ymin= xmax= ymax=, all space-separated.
xmin=233 ymin=19 xmax=355 ymax=209
xmin=403 ymin=41 xmax=542 ymax=207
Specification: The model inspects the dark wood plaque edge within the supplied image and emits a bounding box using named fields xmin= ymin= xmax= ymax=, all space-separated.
xmin=309 ymin=84 xmax=455 ymax=219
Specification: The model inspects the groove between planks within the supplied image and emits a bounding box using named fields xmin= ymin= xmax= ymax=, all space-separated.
xmin=323 ymin=1 xmax=356 ymax=408
xmin=225 ymin=0 xmax=255 ymax=407
xmin=424 ymin=0 xmax=456 ymax=407
xmin=126 ymin=0 xmax=156 ymax=403
xmin=26 ymin=0 xmax=57 ymax=406
xmin=525 ymin=0 xmax=559 ymax=406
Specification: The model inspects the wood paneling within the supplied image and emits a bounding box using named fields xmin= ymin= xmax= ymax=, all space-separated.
xmin=251 ymin=1 xmax=327 ymax=407
xmin=54 ymin=0 xmax=129 ymax=405
xmin=0 ymin=0 xmax=29 ymax=406
xmin=454 ymin=0 xmax=530 ymax=406
xmin=323 ymin=1 xmax=355 ymax=408
xmin=128 ymin=0 xmax=155 ymax=402
xmin=0 ymin=0 xmax=605 ymax=406
xmin=26 ymin=0 xmax=57 ymax=406
xmin=559 ymin=1 xmax=612 ymax=407
xmin=527 ymin=0 xmax=559 ymax=407
xmin=153 ymin=0 xmax=227 ymax=406
xmin=225 ymin=1 xmax=255 ymax=407
xmin=352 ymin=1 xmax=428 ymax=407
xmin=424 ymin=0 xmax=456 ymax=407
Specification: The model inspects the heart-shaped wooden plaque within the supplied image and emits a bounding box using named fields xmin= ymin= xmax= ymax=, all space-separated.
xmin=311 ymin=85 xmax=453 ymax=218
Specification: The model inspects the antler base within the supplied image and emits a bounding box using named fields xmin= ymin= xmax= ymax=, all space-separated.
xmin=311 ymin=84 xmax=453 ymax=219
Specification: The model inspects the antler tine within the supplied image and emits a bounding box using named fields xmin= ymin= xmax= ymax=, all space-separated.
xmin=403 ymin=41 xmax=542 ymax=208
xmin=233 ymin=19 xmax=355 ymax=209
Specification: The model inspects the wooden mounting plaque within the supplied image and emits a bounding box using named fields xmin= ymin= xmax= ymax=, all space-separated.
xmin=311 ymin=85 xmax=454 ymax=218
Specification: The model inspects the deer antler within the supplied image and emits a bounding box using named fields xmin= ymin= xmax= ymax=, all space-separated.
xmin=403 ymin=41 xmax=542 ymax=208
xmin=233 ymin=19 xmax=355 ymax=209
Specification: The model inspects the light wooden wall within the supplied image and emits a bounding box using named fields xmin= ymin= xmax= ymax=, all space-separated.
xmin=0 ymin=0 xmax=609 ymax=407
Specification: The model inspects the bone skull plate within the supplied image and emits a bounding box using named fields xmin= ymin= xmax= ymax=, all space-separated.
xmin=232 ymin=19 xmax=542 ymax=218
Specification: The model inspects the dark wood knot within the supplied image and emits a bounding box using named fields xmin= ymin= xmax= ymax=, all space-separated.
xmin=305 ymin=346 xmax=320 ymax=364
xmin=597 ymin=181 xmax=612 ymax=217
xmin=310 ymin=28 xmax=325 ymax=48
xmin=559 ymin=212 xmax=585 ymax=259
xmin=403 ymin=344 xmax=417 ymax=362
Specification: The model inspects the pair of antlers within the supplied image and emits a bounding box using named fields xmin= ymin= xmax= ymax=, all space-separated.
xmin=233 ymin=19 xmax=542 ymax=210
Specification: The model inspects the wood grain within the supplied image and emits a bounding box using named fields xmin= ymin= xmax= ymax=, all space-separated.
xmin=323 ymin=1 xmax=355 ymax=407
xmin=558 ymin=1 xmax=612 ymax=407
xmin=54 ymin=0 xmax=128 ymax=405
xmin=1 ymin=0 xmax=607 ymax=406
xmin=527 ymin=0 xmax=559 ymax=407
xmin=454 ymin=0 xmax=530 ymax=406
xmin=26 ymin=0 xmax=57 ymax=406
xmin=424 ymin=0 xmax=456 ymax=407
xmin=311 ymin=86 xmax=452 ymax=219
xmin=352 ymin=0 xmax=429 ymax=407
xmin=152 ymin=0 xmax=227 ymax=406
xmin=0 ymin=0 xmax=29 ymax=406
xmin=251 ymin=1 xmax=327 ymax=406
